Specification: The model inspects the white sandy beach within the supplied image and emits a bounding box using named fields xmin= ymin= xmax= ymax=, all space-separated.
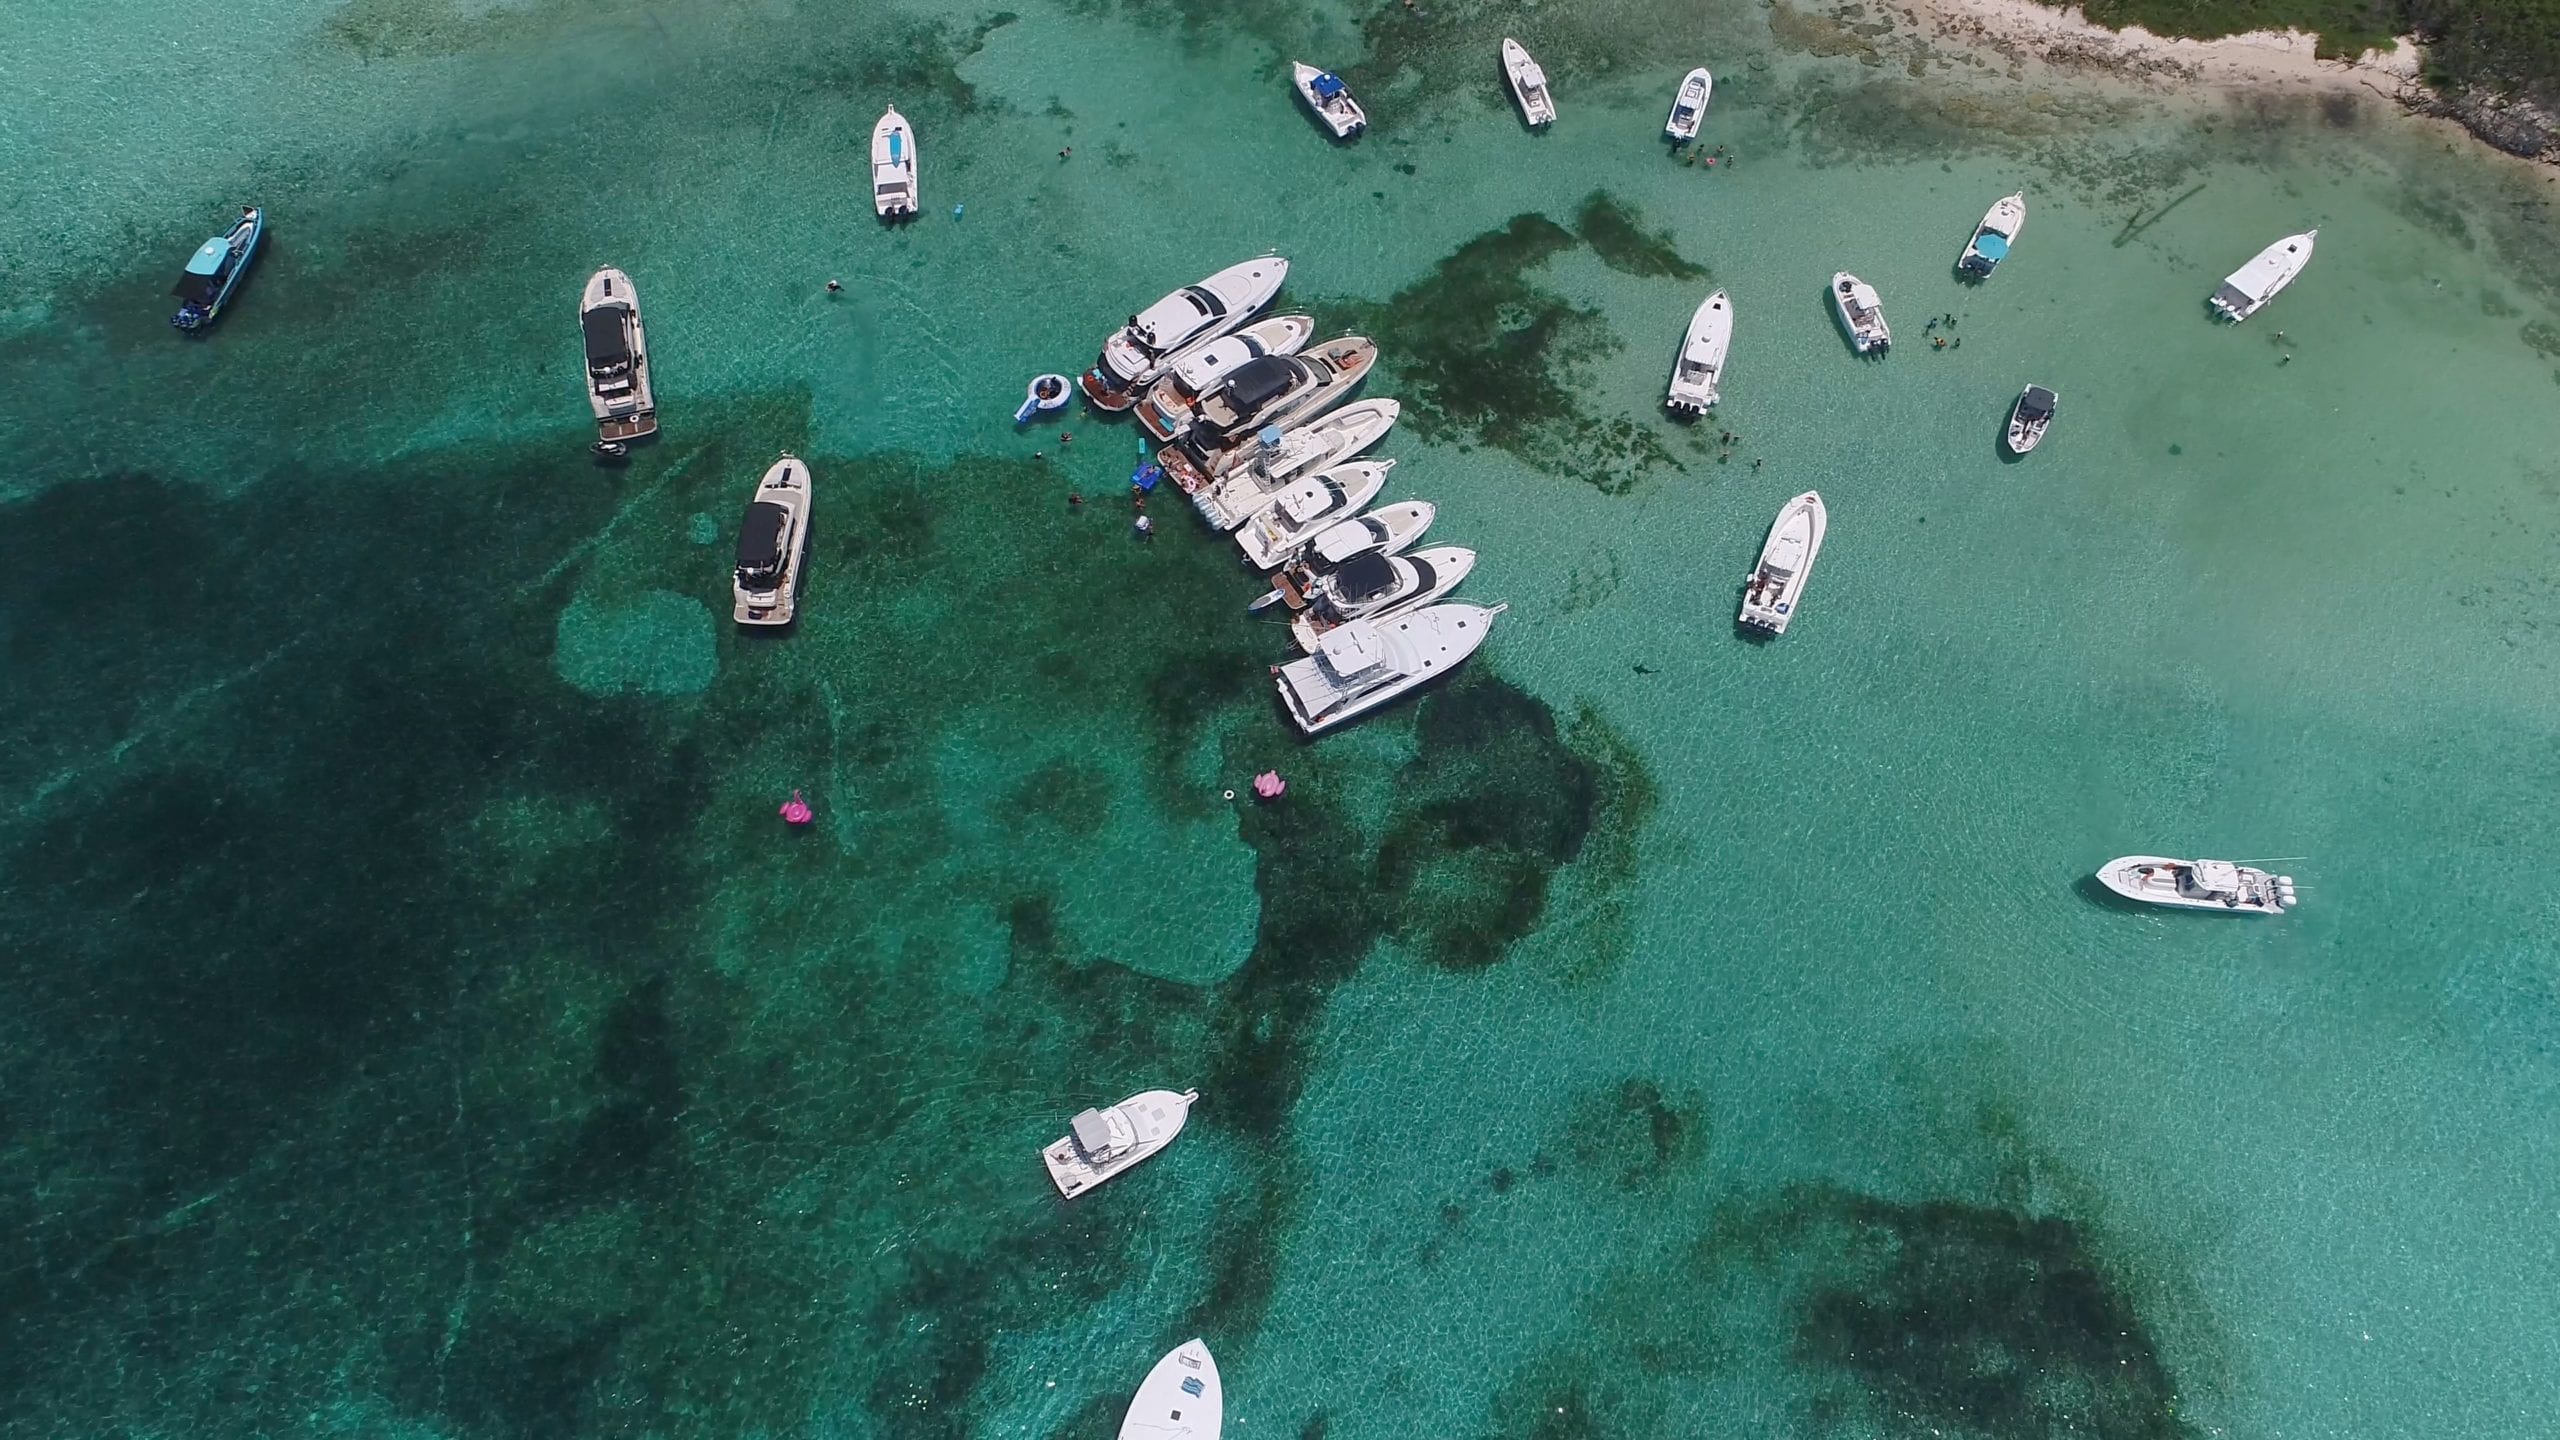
xmin=1894 ymin=0 xmax=2421 ymax=97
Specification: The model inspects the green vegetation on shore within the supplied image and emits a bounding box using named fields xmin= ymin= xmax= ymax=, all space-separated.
xmin=2063 ymin=0 xmax=2560 ymax=106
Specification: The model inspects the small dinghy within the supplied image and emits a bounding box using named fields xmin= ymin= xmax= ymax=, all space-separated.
xmin=1188 ymin=399 xmax=1400 ymax=529
xmin=1501 ymin=38 xmax=1556 ymax=127
xmin=2209 ymin=230 xmax=2317 ymax=322
xmin=1250 ymin=500 xmax=1436 ymax=611
xmin=1830 ymin=273 xmax=1889 ymax=355
xmin=1738 ymin=491 xmax=1825 ymax=636
xmin=170 ymin=206 xmax=264 ymax=331
xmin=1292 ymin=545 xmax=1476 ymax=652
xmin=1276 ymin=603 xmax=1506 ymax=735
xmin=1043 ymin=1088 xmax=1197 ymax=1198
xmin=2005 ymin=384 xmax=2057 ymax=455
xmin=733 ymin=454 xmax=812 ymax=627
xmin=1234 ymin=460 xmax=1392 ymax=570
xmin=1956 ymin=192 xmax=2026 ymax=279
xmin=1137 ymin=314 xmax=1317 ymax=442
xmin=1664 ymin=67 xmax=1712 ymax=141
xmin=2096 ymin=856 xmax=2297 ymax=914
xmin=1292 ymin=62 xmax=1367 ymax=139
xmin=871 ymin=107 xmax=918 ymax=219
xmin=1119 ymin=1339 xmax=1221 ymax=1440
xmin=582 ymin=267 xmax=658 ymax=442
xmin=1016 ymin=373 xmax=1071 ymax=424
xmin=1665 ymin=289 xmax=1731 ymax=416
xmin=1081 ymin=256 xmax=1291 ymax=409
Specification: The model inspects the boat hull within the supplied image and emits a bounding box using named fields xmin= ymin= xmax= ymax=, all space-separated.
xmin=1187 ymin=400 xmax=1399 ymax=529
xmin=1829 ymin=273 xmax=1889 ymax=355
xmin=2094 ymin=856 xmax=2296 ymax=914
xmin=1738 ymin=491 xmax=1826 ymax=635
xmin=1087 ymin=256 xmax=1292 ymax=396
xmin=1666 ymin=289 xmax=1731 ymax=415
xmin=1664 ymin=68 xmax=1712 ymax=140
xmin=1956 ymin=193 xmax=2026 ymax=278
xmin=2209 ymin=230 xmax=2316 ymax=322
xmin=1042 ymin=1089 xmax=1196 ymax=1199
xmin=871 ymin=109 xmax=918 ymax=218
xmin=1502 ymin=39 xmax=1556 ymax=126
xmin=1119 ymin=1340 xmax=1221 ymax=1440
xmin=1277 ymin=602 xmax=1502 ymax=734
xmin=1136 ymin=315 xmax=1317 ymax=441
xmin=1292 ymin=62 xmax=1367 ymax=139
xmin=1292 ymin=545 xmax=1476 ymax=652
xmin=171 ymin=208 xmax=265 ymax=331
xmin=1234 ymin=459 xmax=1392 ymax=571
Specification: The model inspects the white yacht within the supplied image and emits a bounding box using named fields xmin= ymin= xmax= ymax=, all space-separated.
xmin=1830 ymin=273 xmax=1889 ymax=354
xmin=1181 ymin=335 xmax=1377 ymax=456
xmin=581 ymin=268 xmax=656 ymax=442
xmin=1081 ymin=256 xmax=1291 ymax=409
xmin=2095 ymin=856 xmax=2297 ymax=914
xmin=733 ymin=454 xmax=812 ymax=627
xmin=1956 ymin=192 xmax=2025 ymax=278
xmin=1502 ymin=39 xmax=1556 ymax=127
xmin=1664 ymin=67 xmax=1712 ymax=140
xmin=1042 ymin=1088 xmax=1197 ymax=1199
xmin=1738 ymin=490 xmax=1825 ymax=635
xmin=1251 ymin=500 xmax=1436 ymax=611
xmin=2209 ymin=230 xmax=2317 ymax=322
xmin=1188 ymin=398 xmax=1399 ymax=529
xmin=1119 ymin=1339 xmax=1221 ymax=1440
xmin=870 ymin=107 xmax=918 ymax=218
xmin=2005 ymin=384 xmax=2057 ymax=455
xmin=1665 ymin=289 xmax=1732 ymax=416
xmin=1136 ymin=314 xmax=1316 ymax=442
xmin=1276 ymin=603 xmax=1506 ymax=735
xmin=1292 ymin=62 xmax=1367 ymax=139
xmin=1234 ymin=460 xmax=1392 ymax=570
xmin=1291 ymin=546 xmax=1476 ymax=652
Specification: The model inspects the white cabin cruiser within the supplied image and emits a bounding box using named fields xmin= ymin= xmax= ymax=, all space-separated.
xmin=1956 ymin=192 xmax=2025 ymax=278
xmin=1136 ymin=314 xmax=1316 ymax=442
xmin=1188 ymin=399 xmax=1400 ymax=529
xmin=871 ymin=107 xmax=918 ymax=218
xmin=581 ymin=268 xmax=657 ymax=442
xmin=1042 ymin=1088 xmax=1198 ymax=1198
xmin=2096 ymin=856 xmax=2297 ymax=914
xmin=1738 ymin=490 xmax=1825 ymax=635
xmin=1276 ymin=603 xmax=1506 ymax=735
xmin=1081 ymin=257 xmax=1291 ymax=409
xmin=1293 ymin=63 xmax=1367 ymax=139
xmin=1252 ymin=500 xmax=1436 ymax=611
xmin=1182 ymin=335 xmax=1377 ymax=456
xmin=1234 ymin=460 xmax=1392 ymax=570
xmin=733 ymin=454 xmax=812 ymax=626
xmin=1502 ymin=39 xmax=1556 ymax=127
xmin=1830 ymin=273 xmax=1889 ymax=354
xmin=1665 ymin=289 xmax=1731 ymax=416
xmin=1291 ymin=545 xmax=1476 ymax=652
xmin=2006 ymin=384 xmax=2057 ymax=455
xmin=1119 ymin=1339 xmax=1221 ymax=1440
xmin=2209 ymin=230 xmax=2316 ymax=322
xmin=1664 ymin=67 xmax=1712 ymax=140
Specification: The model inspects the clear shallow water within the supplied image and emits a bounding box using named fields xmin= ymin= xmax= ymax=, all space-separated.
xmin=5 ymin=1 xmax=2560 ymax=1437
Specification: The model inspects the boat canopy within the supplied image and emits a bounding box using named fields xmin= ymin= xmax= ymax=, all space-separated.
xmin=1519 ymin=61 xmax=1547 ymax=88
xmin=2021 ymin=385 xmax=2057 ymax=416
xmin=1972 ymin=231 xmax=2009 ymax=261
xmin=1070 ymin=1108 xmax=1121 ymax=1154
xmin=1312 ymin=72 xmax=1346 ymax=99
xmin=735 ymin=500 xmax=790 ymax=573
xmin=2188 ymin=860 xmax=2242 ymax=892
xmin=1217 ymin=355 xmax=1297 ymax=413
xmin=1331 ymin=552 xmax=1400 ymax=604
xmin=1316 ymin=619 xmax=1387 ymax=677
xmin=583 ymin=305 xmax=633 ymax=366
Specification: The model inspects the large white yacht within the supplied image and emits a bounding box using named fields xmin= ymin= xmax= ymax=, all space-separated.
xmin=1081 ymin=257 xmax=1290 ymax=409
xmin=580 ymin=268 xmax=656 ymax=442
xmin=1664 ymin=67 xmax=1712 ymax=141
xmin=1292 ymin=62 xmax=1367 ymax=139
xmin=1665 ymin=289 xmax=1731 ymax=416
xmin=1135 ymin=314 xmax=1316 ymax=442
xmin=1187 ymin=398 xmax=1399 ymax=529
xmin=1738 ymin=490 xmax=1825 ymax=635
xmin=1042 ymin=1088 xmax=1197 ymax=1198
xmin=1290 ymin=546 xmax=1476 ymax=652
xmin=1119 ymin=1339 xmax=1221 ymax=1440
xmin=1234 ymin=460 xmax=1392 ymax=571
xmin=733 ymin=454 xmax=812 ymax=627
xmin=2096 ymin=856 xmax=2297 ymax=914
xmin=1830 ymin=273 xmax=1889 ymax=354
xmin=1956 ymin=192 xmax=2025 ymax=278
xmin=1183 ymin=336 xmax=1377 ymax=454
xmin=1252 ymin=500 xmax=1436 ymax=611
xmin=1277 ymin=603 xmax=1505 ymax=734
xmin=1502 ymin=39 xmax=1556 ymax=126
xmin=870 ymin=107 xmax=918 ymax=218
xmin=2209 ymin=230 xmax=2317 ymax=322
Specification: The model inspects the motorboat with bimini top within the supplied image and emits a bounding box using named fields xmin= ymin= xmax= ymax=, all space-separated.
xmin=1119 ymin=1339 xmax=1221 ymax=1440
xmin=1665 ymin=289 xmax=1732 ymax=416
xmin=1250 ymin=500 xmax=1435 ymax=612
xmin=1137 ymin=314 xmax=1318 ymax=442
xmin=1957 ymin=192 xmax=2026 ymax=279
xmin=1291 ymin=545 xmax=1476 ymax=652
xmin=171 ymin=206 xmax=264 ymax=331
xmin=2095 ymin=856 xmax=2297 ymax=914
xmin=1293 ymin=62 xmax=1367 ymax=139
xmin=582 ymin=267 xmax=657 ymax=442
xmin=1664 ymin=67 xmax=1712 ymax=141
xmin=1234 ymin=460 xmax=1391 ymax=570
xmin=1738 ymin=491 xmax=1825 ymax=635
xmin=1276 ymin=602 xmax=1506 ymax=735
xmin=1043 ymin=1088 xmax=1198 ymax=1198
xmin=1188 ymin=399 xmax=1400 ymax=529
xmin=1830 ymin=273 xmax=1889 ymax=355
xmin=871 ymin=107 xmax=918 ymax=218
xmin=1080 ymin=256 xmax=1290 ymax=409
xmin=2006 ymin=384 xmax=2057 ymax=455
xmin=1017 ymin=373 xmax=1072 ymax=424
xmin=1186 ymin=335 xmax=1377 ymax=452
xmin=2209 ymin=230 xmax=2316 ymax=322
xmin=1502 ymin=39 xmax=1556 ymax=127
xmin=733 ymin=454 xmax=812 ymax=626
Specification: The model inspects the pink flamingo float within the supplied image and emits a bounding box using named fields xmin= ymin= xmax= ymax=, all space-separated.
xmin=778 ymin=790 xmax=814 ymax=826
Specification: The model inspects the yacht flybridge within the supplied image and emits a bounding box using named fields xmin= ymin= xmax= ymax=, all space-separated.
xmin=2096 ymin=856 xmax=2298 ymax=914
xmin=1275 ymin=602 xmax=1504 ymax=734
xmin=2209 ymin=230 xmax=2317 ymax=322
xmin=1043 ymin=1089 xmax=1198 ymax=1198
xmin=1118 ymin=1340 xmax=1221 ymax=1440
xmin=1081 ymin=257 xmax=1291 ymax=409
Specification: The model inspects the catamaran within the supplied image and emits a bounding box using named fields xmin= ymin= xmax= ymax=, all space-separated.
xmin=870 ymin=107 xmax=918 ymax=218
xmin=1665 ymin=289 xmax=1732 ymax=415
xmin=170 ymin=206 xmax=264 ymax=331
xmin=1664 ymin=67 xmax=1712 ymax=141
xmin=1502 ymin=39 xmax=1556 ymax=127
xmin=2209 ymin=230 xmax=2317 ymax=322
xmin=1738 ymin=491 xmax=1826 ymax=635
xmin=2095 ymin=856 xmax=2297 ymax=914
xmin=1956 ymin=192 xmax=2026 ymax=278
xmin=1080 ymin=256 xmax=1291 ymax=409
xmin=581 ymin=267 xmax=657 ymax=443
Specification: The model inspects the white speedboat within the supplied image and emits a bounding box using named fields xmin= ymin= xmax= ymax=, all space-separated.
xmin=1665 ymin=289 xmax=1731 ymax=416
xmin=2005 ymin=384 xmax=2057 ymax=455
xmin=1291 ymin=545 xmax=1476 ymax=652
xmin=1234 ymin=460 xmax=1392 ymax=571
xmin=871 ymin=107 xmax=918 ymax=218
xmin=1081 ymin=256 xmax=1291 ymax=409
xmin=1119 ymin=1339 xmax=1221 ymax=1440
xmin=1738 ymin=490 xmax=1825 ymax=635
xmin=1292 ymin=62 xmax=1367 ymax=139
xmin=2095 ymin=856 xmax=2297 ymax=914
xmin=1830 ymin=273 xmax=1889 ymax=355
xmin=1136 ymin=314 xmax=1316 ymax=442
xmin=733 ymin=454 xmax=812 ymax=626
xmin=1276 ymin=602 xmax=1506 ymax=735
xmin=1956 ymin=192 xmax=2025 ymax=279
xmin=1188 ymin=398 xmax=1399 ymax=529
xmin=581 ymin=267 xmax=657 ymax=442
xmin=1250 ymin=500 xmax=1436 ymax=611
xmin=1042 ymin=1088 xmax=1198 ymax=1199
xmin=1183 ymin=335 xmax=1377 ymax=455
xmin=2209 ymin=230 xmax=2317 ymax=322
xmin=1664 ymin=67 xmax=1712 ymax=140
xmin=1502 ymin=39 xmax=1556 ymax=127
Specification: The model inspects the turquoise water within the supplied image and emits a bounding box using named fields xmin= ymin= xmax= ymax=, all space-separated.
xmin=6 ymin=1 xmax=2560 ymax=1436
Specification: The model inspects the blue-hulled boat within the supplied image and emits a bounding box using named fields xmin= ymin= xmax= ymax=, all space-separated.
xmin=171 ymin=207 xmax=264 ymax=331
